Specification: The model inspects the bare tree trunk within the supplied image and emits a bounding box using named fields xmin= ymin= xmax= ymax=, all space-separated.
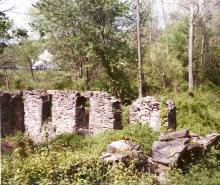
xmin=149 ymin=20 xmax=152 ymax=45
xmin=188 ymin=3 xmax=194 ymax=91
xmin=85 ymin=66 xmax=89 ymax=90
xmin=136 ymin=0 xmax=143 ymax=98
xmin=201 ymin=34 xmax=205 ymax=70
xmin=3 ymin=68 xmax=10 ymax=91
xmin=160 ymin=0 xmax=169 ymax=58
xmin=79 ymin=59 xmax=83 ymax=79
xmin=28 ymin=59 xmax=36 ymax=82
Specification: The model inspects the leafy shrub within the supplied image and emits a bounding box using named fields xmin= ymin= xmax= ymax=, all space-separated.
xmin=122 ymin=105 xmax=130 ymax=127
xmin=52 ymin=74 xmax=73 ymax=90
xmin=167 ymin=147 xmax=220 ymax=185
xmin=159 ymin=86 xmax=220 ymax=135
xmin=13 ymin=78 xmax=26 ymax=89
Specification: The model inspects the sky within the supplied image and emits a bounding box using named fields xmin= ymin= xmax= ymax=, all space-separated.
xmin=0 ymin=0 xmax=179 ymax=35
xmin=0 ymin=0 xmax=37 ymax=36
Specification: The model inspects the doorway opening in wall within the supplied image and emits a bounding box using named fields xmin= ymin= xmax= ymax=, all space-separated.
xmin=76 ymin=96 xmax=90 ymax=129
xmin=112 ymin=101 xmax=122 ymax=129
xmin=42 ymin=94 xmax=52 ymax=138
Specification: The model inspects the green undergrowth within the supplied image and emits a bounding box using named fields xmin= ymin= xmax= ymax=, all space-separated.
xmin=158 ymin=85 xmax=220 ymax=135
xmin=1 ymin=84 xmax=220 ymax=184
xmin=167 ymin=147 xmax=220 ymax=185
xmin=1 ymin=125 xmax=158 ymax=184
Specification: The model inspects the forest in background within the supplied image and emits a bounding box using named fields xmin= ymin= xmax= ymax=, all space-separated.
xmin=1 ymin=0 xmax=219 ymax=103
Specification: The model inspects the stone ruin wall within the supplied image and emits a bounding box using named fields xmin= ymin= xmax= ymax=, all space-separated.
xmin=23 ymin=91 xmax=52 ymax=143
xmin=1 ymin=91 xmax=172 ymax=143
xmin=130 ymin=96 xmax=161 ymax=131
xmin=1 ymin=90 xmax=122 ymax=143
xmin=85 ymin=92 xmax=122 ymax=134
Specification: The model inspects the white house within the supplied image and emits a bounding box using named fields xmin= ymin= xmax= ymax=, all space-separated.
xmin=32 ymin=50 xmax=59 ymax=70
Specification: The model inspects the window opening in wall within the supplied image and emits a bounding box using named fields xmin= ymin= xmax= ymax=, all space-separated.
xmin=112 ymin=101 xmax=122 ymax=129
xmin=76 ymin=96 xmax=90 ymax=129
xmin=42 ymin=94 xmax=52 ymax=123
xmin=42 ymin=94 xmax=52 ymax=139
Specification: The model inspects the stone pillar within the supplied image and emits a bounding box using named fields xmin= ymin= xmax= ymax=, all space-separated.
xmin=48 ymin=90 xmax=79 ymax=138
xmin=130 ymin=96 xmax=160 ymax=131
xmin=23 ymin=90 xmax=50 ymax=143
xmin=89 ymin=92 xmax=122 ymax=133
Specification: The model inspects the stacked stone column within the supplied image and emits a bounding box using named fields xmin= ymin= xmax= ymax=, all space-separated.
xmin=130 ymin=96 xmax=160 ymax=131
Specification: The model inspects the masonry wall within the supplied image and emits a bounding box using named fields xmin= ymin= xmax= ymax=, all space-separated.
xmin=88 ymin=92 xmax=122 ymax=133
xmin=0 ymin=91 xmax=24 ymax=136
xmin=130 ymin=96 xmax=161 ymax=131
xmin=1 ymin=90 xmax=122 ymax=143
xmin=23 ymin=90 xmax=51 ymax=143
xmin=48 ymin=90 xmax=79 ymax=139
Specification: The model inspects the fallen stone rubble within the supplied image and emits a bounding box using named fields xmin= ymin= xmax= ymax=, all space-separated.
xmin=100 ymin=130 xmax=220 ymax=184
xmin=100 ymin=140 xmax=169 ymax=175
xmin=153 ymin=130 xmax=220 ymax=168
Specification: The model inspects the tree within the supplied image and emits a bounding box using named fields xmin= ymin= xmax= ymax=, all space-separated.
xmin=14 ymin=29 xmax=40 ymax=83
xmin=136 ymin=0 xmax=143 ymax=98
xmin=0 ymin=11 xmax=13 ymax=90
xmin=0 ymin=11 xmax=12 ymax=57
xmin=31 ymin=0 xmax=136 ymax=101
xmin=178 ymin=0 xmax=220 ymax=91
xmin=188 ymin=2 xmax=194 ymax=92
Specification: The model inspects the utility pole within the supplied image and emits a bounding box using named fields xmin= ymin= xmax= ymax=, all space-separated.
xmin=188 ymin=3 xmax=194 ymax=92
xmin=136 ymin=0 xmax=143 ymax=98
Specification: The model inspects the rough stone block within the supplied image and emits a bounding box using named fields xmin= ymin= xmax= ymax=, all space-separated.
xmin=152 ymin=138 xmax=190 ymax=166
xmin=159 ymin=130 xmax=189 ymax=141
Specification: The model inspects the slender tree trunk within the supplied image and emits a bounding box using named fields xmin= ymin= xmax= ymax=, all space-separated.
xmin=79 ymin=59 xmax=83 ymax=79
xmin=149 ymin=20 xmax=152 ymax=45
xmin=149 ymin=0 xmax=153 ymax=45
xmin=201 ymin=34 xmax=205 ymax=70
xmin=3 ymin=68 xmax=10 ymax=91
xmin=160 ymin=0 xmax=169 ymax=58
xmin=188 ymin=3 xmax=194 ymax=91
xmin=29 ymin=59 xmax=36 ymax=82
xmin=136 ymin=0 xmax=143 ymax=98
xmin=85 ymin=66 xmax=89 ymax=90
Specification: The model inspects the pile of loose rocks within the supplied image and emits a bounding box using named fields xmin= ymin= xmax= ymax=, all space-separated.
xmin=100 ymin=140 xmax=168 ymax=175
xmin=152 ymin=130 xmax=220 ymax=168
xmin=100 ymin=130 xmax=220 ymax=183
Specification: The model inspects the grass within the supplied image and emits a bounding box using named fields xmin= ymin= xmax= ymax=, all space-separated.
xmin=0 ymin=70 xmax=87 ymax=91
xmin=167 ymin=147 xmax=220 ymax=185
xmin=1 ymin=125 xmax=158 ymax=184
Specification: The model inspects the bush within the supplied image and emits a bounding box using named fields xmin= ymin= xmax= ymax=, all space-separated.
xmin=13 ymin=78 xmax=26 ymax=89
xmin=158 ymin=86 xmax=220 ymax=135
